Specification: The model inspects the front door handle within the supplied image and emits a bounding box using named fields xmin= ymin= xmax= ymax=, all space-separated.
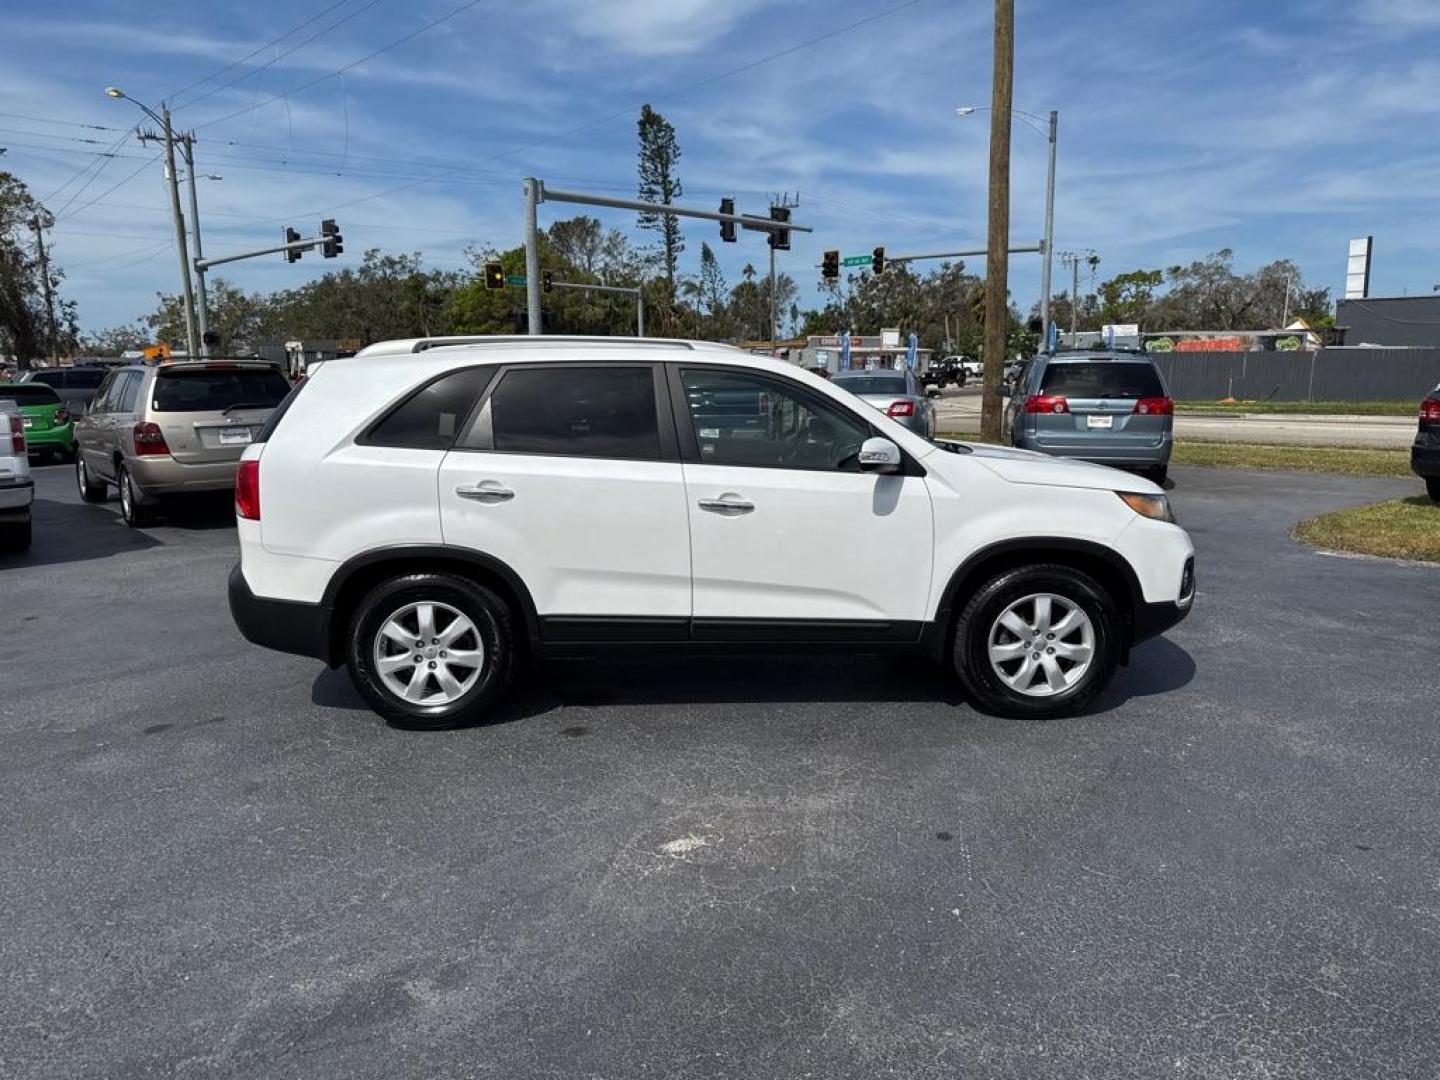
xmin=455 ymin=481 xmax=515 ymax=503
xmin=698 ymin=494 xmax=754 ymax=516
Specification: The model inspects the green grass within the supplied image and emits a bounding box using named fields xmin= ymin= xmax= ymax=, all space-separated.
xmin=1293 ymin=497 xmax=1440 ymax=563
xmin=1176 ymin=399 xmax=1417 ymax=417
xmin=935 ymin=432 xmax=1415 ymax=478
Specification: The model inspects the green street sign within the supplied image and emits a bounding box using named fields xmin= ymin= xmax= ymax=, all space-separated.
xmin=505 ymin=274 xmax=527 ymax=286
xmin=842 ymin=254 xmax=873 ymax=267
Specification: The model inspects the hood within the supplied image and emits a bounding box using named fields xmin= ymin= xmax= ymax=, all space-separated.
xmin=940 ymin=440 xmax=1162 ymax=494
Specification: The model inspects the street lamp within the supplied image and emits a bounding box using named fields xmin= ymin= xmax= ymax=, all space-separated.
xmin=106 ymin=86 xmax=199 ymax=358
xmin=958 ymin=104 xmax=1058 ymax=349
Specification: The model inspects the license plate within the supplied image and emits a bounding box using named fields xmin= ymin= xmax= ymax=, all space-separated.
xmin=218 ymin=427 xmax=252 ymax=446
xmin=1086 ymin=415 xmax=1114 ymax=430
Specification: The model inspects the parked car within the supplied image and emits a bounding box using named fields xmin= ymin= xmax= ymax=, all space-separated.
xmin=1001 ymin=351 xmax=1173 ymax=484
xmin=73 ymin=360 xmax=291 ymax=526
xmin=0 ymin=396 xmax=34 ymax=552
xmin=0 ymin=382 xmax=75 ymax=462
xmin=922 ymin=356 xmax=966 ymax=390
xmin=228 ymin=335 xmax=1195 ymax=730
xmin=1413 ymin=384 xmax=1440 ymax=503
xmin=962 ymin=358 xmax=984 ymax=380
xmin=19 ymin=365 xmax=110 ymax=414
xmin=831 ymin=368 xmax=937 ymax=438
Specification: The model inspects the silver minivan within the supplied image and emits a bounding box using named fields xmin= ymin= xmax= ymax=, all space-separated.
xmin=1001 ymin=352 xmax=1173 ymax=483
xmin=73 ymin=361 xmax=290 ymax=526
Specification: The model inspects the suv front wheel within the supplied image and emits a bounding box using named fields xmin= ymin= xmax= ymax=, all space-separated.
xmin=952 ymin=564 xmax=1120 ymax=719
xmin=346 ymin=573 xmax=515 ymax=730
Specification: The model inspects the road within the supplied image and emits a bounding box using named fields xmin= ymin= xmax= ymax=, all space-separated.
xmin=932 ymin=384 xmax=1416 ymax=447
xmin=2 ymin=462 xmax=1436 ymax=1079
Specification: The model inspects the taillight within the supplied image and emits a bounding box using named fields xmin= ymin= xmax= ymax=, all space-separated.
xmin=1421 ymin=397 xmax=1440 ymax=423
xmin=7 ymin=414 xmax=23 ymax=453
xmin=887 ymin=400 xmax=916 ymax=417
xmin=1134 ymin=396 xmax=1174 ymax=416
xmin=133 ymin=421 xmax=170 ymax=456
xmin=55 ymin=407 xmax=71 ymax=425
xmin=1024 ymin=394 xmax=1070 ymax=414
xmin=235 ymin=459 xmax=260 ymax=520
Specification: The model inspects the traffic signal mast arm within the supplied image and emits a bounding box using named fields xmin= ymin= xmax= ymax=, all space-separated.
xmin=194 ymin=225 xmax=339 ymax=271
xmin=534 ymin=181 xmax=812 ymax=239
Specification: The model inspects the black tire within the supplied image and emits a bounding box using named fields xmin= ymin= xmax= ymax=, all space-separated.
xmin=951 ymin=564 xmax=1121 ymax=720
xmin=346 ymin=573 xmax=516 ymax=730
xmin=76 ymin=455 xmax=107 ymax=503
xmin=1427 ymin=477 xmax=1440 ymax=505
xmin=1147 ymin=465 xmax=1169 ymax=486
xmin=60 ymin=444 xmax=77 ymax=465
xmin=0 ymin=518 xmax=31 ymax=553
xmin=117 ymin=464 xmax=155 ymax=527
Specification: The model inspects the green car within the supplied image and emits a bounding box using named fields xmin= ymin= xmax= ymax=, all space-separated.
xmin=0 ymin=382 xmax=76 ymax=462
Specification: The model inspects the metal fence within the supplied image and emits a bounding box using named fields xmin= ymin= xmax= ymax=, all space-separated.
xmin=1147 ymin=347 xmax=1440 ymax=401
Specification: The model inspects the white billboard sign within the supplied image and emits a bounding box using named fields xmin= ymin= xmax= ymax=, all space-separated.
xmin=1344 ymin=236 xmax=1372 ymax=300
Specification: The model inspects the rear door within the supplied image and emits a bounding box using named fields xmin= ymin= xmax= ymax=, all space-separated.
xmin=1032 ymin=359 xmax=1169 ymax=449
xmin=149 ymin=364 xmax=291 ymax=464
xmin=438 ymin=363 xmax=692 ymax=624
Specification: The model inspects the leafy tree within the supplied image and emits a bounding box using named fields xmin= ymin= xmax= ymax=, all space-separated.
xmin=0 ymin=172 xmax=77 ymax=367
xmin=1098 ymin=269 xmax=1163 ymax=325
xmin=636 ymin=104 xmax=684 ymax=292
xmin=146 ymin=278 xmax=269 ymax=349
xmin=79 ymin=323 xmax=151 ymax=356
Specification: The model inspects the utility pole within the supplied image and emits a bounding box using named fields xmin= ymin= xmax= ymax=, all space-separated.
xmin=138 ymin=106 xmax=199 ymax=357
xmin=1071 ymin=254 xmax=1080 ymax=339
xmin=523 ymin=178 xmax=543 ymax=335
xmin=30 ymin=215 xmax=58 ymax=364
xmin=1040 ymin=110 xmax=1057 ymax=346
xmin=179 ymin=134 xmax=210 ymax=356
xmin=980 ymin=0 xmax=1014 ymax=443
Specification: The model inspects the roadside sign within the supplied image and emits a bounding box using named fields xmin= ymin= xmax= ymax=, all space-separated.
xmin=842 ymin=254 xmax=873 ymax=267
xmin=505 ymin=274 xmax=527 ymax=287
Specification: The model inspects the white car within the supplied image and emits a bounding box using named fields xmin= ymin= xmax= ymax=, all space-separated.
xmin=0 ymin=397 xmax=34 ymax=552
xmin=228 ymin=336 xmax=1195 ymax=729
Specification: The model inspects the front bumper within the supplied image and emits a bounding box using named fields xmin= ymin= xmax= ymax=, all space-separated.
xmin=1132 ymin=556 xmax=1195 ymax=644
xmin=228 ymin=563 xmax=334 ymax=664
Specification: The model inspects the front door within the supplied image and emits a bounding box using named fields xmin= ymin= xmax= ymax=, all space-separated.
xmin=672 ymin=365 xmax=934 ymax=633
xmin=438 ymin=363 xmax=692 ymax=634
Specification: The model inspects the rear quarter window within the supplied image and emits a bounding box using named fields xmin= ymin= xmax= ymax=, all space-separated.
xmin=151 ymin=367 xmax=291 ymax=413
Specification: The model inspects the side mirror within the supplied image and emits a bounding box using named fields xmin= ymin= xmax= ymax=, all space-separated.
xmin=858 ymin=436 xmax=902 ymax=474
xmin=995 ymin=384 xmax=1012 ymax=398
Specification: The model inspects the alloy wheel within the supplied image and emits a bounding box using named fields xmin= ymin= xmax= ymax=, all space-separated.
xmin=986 ymin=592 xmax=1095 ymax=698
xmin=372 ymin=601 xmax=485 ymax=705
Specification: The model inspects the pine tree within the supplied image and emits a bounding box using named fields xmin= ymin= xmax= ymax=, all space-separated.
xmin=636 ymin=104 xmax=684 ymax=292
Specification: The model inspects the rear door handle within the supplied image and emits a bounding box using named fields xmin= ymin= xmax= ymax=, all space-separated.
xmin=698 ymin=494 xmax=754 ymax=516
xmin=455 ymin=481 xmax=515 ymax=503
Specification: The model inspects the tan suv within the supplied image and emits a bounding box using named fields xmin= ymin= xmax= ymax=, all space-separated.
xmin=74 ymin=360 xmax=291 ymax=526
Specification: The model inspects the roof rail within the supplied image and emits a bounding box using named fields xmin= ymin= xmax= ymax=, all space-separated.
xmin=408 ymin=335 xmax=700 ymax=354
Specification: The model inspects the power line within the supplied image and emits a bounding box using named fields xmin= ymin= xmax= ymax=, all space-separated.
xmin=173 ymin=0 xmax=391 ymax=112
xmin=167 ymin=0 xmax=358 ymax=105
xmin=191 ymin=0 xmax=487 ymax=131
xmin=57 ymin=154 xmax=162 ymax=222
xmin=0 ymin=110 xmax=124 ymax=131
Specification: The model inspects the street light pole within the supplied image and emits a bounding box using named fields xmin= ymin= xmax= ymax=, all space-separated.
xmin=180 ymin=134 xmax=210 ymax=357
xmin=1040 ymin=110 xmax=1057 ymax=347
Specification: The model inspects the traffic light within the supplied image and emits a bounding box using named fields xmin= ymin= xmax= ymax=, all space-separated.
xmin=872 ymin=246 xmax=886 ymax=275
xmin=320 ymin=218 xmax=343 ymax=258
xmin=821 ymin=250 xmax=840 ymax=281
xmin=718 ymin=197 xmax=736 ymax=243
xmin=767 ymin=205 xmax=791 ymax=250
xmin=541 ymin=270 xmax=553 ymax=293
xmin=284 ymin=227 xmax=302 ymax=263
xmin=484 ymin=262 xmax=505 ymax=290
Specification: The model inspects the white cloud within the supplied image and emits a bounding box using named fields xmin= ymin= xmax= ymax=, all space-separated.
xmin=544 ymin=0 xmax=775 ymax=57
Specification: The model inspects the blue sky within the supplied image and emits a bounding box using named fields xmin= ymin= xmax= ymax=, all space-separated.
xmin=3 ymin=0 xmax=1438 ymax=333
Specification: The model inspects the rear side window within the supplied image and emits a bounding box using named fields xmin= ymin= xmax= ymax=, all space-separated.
xmin=0 ymin=384 xmax=61 ymax=406
xmin=152 ymin=367 xmax=290 ymax=413
xmin=1041 ymin=362 xmax=1165 ymax=399
xmin=363 ymin=366 xmax=496 ymax=450
xmin=488 ymin=367 xmax=661 ymax=460
xmin=115 ymin=372 xmax=142 ymax=412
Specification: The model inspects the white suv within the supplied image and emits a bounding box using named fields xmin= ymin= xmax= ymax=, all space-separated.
xmin=228 ymin=336 xmax=1195 ymax=729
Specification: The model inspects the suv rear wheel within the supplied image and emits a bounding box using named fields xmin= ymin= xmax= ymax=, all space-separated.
xmin=952 ymin=564 xmax=1120 ymax=719
xmin=346 ymin=573 xmax=515 ymax=730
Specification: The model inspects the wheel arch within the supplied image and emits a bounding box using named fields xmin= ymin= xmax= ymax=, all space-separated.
xmin=321 ymin=545 xmax=540 ymax=668
xmin=930 ymin=538 xmax=1144 ymax=663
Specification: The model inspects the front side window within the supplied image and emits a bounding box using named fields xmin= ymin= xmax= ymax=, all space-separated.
xmin=364 ymin=366 xmax=495 ymax=450
xmin=680 ymin=368 xmax=870 ymax=471
xmin=489 ymin=366 xmax=661 ymax=460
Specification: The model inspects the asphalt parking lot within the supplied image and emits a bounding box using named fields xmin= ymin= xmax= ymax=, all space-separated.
xmin=2 ymin=461 xmax=1435 ymax=1079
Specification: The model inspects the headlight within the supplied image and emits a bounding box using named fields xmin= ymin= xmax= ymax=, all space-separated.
xmin=1117 ymin=491 xmax=1175 ymax=523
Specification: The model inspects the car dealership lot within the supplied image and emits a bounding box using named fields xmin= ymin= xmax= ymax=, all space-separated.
xmin=2 ymin=463 xmax=1435 ymax=1078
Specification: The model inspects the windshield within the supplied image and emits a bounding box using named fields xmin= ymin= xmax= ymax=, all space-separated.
xmin=834 ymin=375 xmax=909 ymax=396
xmin=152 ymin=368 xmax=290 ymax=413
xmin=0 ymin=384 xmax=62 ymax=407
xmin=1041 ymin=361 xmax=1165 ymax=399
